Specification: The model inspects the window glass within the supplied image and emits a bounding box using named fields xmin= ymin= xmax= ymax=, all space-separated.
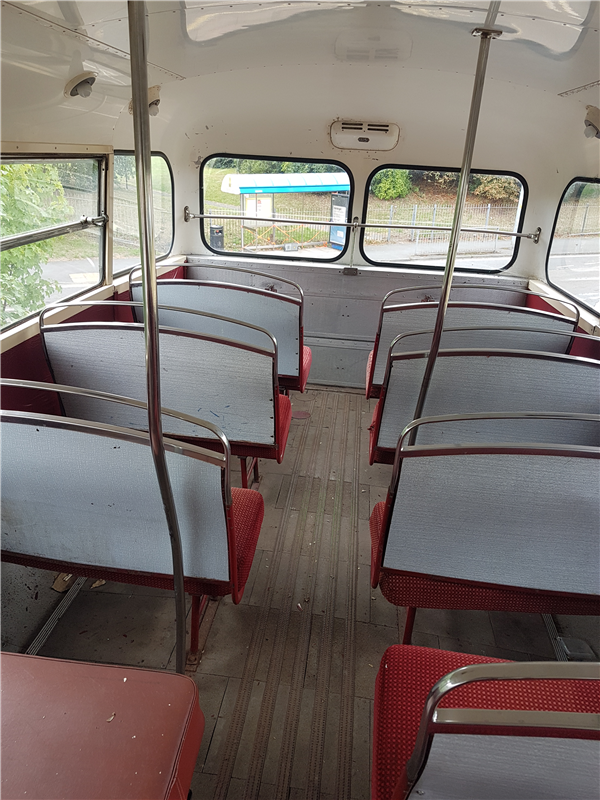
xmin=362 ymin=167 xmax=526 ymax=271
xmin=113 ymin=153 xmax=173 ymax=272
xmin=547 ymin=179 xmax=600 ymax=313
xmin=201 ymin=156 xmax=351 ymax=260
xmin=0 ymin=158 xmax=103 ymax=328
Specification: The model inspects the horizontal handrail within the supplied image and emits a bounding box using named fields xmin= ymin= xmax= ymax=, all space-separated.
xmin=0 ymin=215 xmax=108 ymax=252
xmin=392 ymin=410 xmax=600 ymax=486
xmin=184 ymin=207 xmax=541 ymax=242
xmin=1 ymin=377 xmax=233 ymax=505
xmin=133 ymin=260 xmax=305 ymax=301
xmin=390 ymin=325 xmax=598 ymax=357
xmin=39 ymin=299 xmax=278 ymax=356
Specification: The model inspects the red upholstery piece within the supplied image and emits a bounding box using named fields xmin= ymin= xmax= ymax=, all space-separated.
xmin=1 ymin=652 xmax=204 ymax=800
xmin=231 ymin=487 xmax=264 ymax=597
xmin=366 ymin=348 xmax=374 ymax=397
xmin=368 ymin=400 xmax=394 ymax=465
xmin=276 ymin=392 xmax=293 ymax=461
xmin=369 ymin=502 xmax=600 ymax=615
xmin=372 ymin=645 xmax=600 ymax=800
xmin=300 ymin=345 xmax=312 ymax=393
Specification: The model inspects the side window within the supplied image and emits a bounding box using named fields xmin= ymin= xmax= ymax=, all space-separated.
xmin=113 ymin=153 xmax=173 ymax=273
xmin=361 ymin=166 xmax=526 ymax=272
xmin=201 ymin=155 xmax=351 ymax=260
xmin=547 ymin=178 xmax=599 ymax=314
xmin=0 ymin=157 xmax=105 ymax=329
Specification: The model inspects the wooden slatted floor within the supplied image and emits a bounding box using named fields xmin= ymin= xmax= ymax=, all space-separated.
xmin=2 ymin=386 xmax=598 ymax=799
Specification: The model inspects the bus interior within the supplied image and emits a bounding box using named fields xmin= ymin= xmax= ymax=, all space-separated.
xmin=1 ymin=1 xmax=599 ymax=798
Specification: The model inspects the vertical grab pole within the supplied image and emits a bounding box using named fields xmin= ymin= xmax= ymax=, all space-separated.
xmin=127 ymin=1 xmax=187 ymax=674
xmin=409 ymin=2 xmax=502 ymax=444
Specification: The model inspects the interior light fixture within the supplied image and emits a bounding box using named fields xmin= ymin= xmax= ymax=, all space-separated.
xmin=128 ymin=85 xmax=161 ymax=117
xmin=64 ymin=71 xmax=97 ymax=99
xmin=584 ymin=105 xmax=600 ymax=139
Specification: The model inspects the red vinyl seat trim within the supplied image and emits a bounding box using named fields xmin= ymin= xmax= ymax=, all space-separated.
xmin=230 ymin=486 xmax=264 ymax=598
xmin=299 ymin=345 xmax=312 ymax=393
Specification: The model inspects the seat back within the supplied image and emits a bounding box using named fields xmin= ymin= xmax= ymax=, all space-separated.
xmin=183 ymin=261 xmax=305 ymax=301
xmin=370 ymin=302 xmax=578 ymax=393
xmin=379 ymin=423 xmax=600 ymax=597
xmin=130 ymin=279 xmax=303 ymax=379
xmin=1 ymin=410 xmax=231 ymax=582
xmin=42 ymin=322 xmax=279 ymax=445
xmin=390 ymin=325 xmax=592 ymax=356
xmin=407 ymin=660 xmax=600 ymax=800
xmin=375 ymin=351 xmax=600 ymax=451
xmin=409 ymin=733 xmax=599 ymax=800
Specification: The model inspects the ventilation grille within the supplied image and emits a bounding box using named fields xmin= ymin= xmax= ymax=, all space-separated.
xmin=330 ymin=121 xmax=400 ymax=151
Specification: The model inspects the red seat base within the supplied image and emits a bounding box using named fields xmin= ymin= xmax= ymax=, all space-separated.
xmin=1 ymin=652 xmax=204 ymax=800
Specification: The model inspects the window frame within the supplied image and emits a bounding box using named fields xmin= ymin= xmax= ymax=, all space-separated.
xmin=0 ymin=152 xmax=108 ymax=331
xmin=545 ymin=176 xmax=600 ymax=317
xmin=359 ymin=163 xmax=528 ymax=273
xmin=199 ymin=152 xmax=354 ymax=262
xmin=112 ymin=150 xmax=175 ymax=276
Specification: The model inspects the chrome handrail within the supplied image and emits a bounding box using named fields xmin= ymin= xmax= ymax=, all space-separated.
xmin=391 ymin=410 xmax=600 ymax=488
xmin=405 ymin=660 xmax=600 ymax=787
xmin=132 ymin=260 xmax=306 ymax=300
xmin=39 ymin=300 xmax=278 ymax=359
xmin=0 ymin=377 xmax=232 ymax=503
xmin=0 ymin=215 xmax=107 ymax=252
xmin=409 ymin=4 xmax=503 ymax=443
xmin=183 ymin=208 xmax=540 ymax=242
xmin=128 ymin=0 xmax=186 ymax=675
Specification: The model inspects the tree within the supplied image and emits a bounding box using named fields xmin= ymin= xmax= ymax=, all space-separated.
xmin=471 ymin=175 xmax=522 ymax=202
xmin=114 ymin=156 xmax=136 ymax=190
xmin=1 ymin=163 xmax=70 ymax=327
xmin=371 ymin=168 xmax=412 ymax=200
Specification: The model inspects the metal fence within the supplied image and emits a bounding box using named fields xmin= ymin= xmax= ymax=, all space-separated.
xmin=205 ymin=201 xmax=522 ymax=255
xmin=554 ymin=201 xmax=600 ymax=238
xmin=364 ymin=203 xmax=519 ymax=252
xmin=204 ymin=206 xmax=333 ymax=252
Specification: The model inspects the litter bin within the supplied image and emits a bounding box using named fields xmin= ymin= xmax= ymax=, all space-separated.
xmin=210 ymin=225 xmax=224 ymax=250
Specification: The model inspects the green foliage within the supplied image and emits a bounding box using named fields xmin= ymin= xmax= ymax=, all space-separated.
xmin=409 ymin=170 xmax=459 ymax=191
xmin=211 ymin=157 xmax=236 ymax=169
xmin=215 ymin=158 xmax=344 ymax=175
xmin=471 ymin=175 xmax=521 ymax=202
xmin=370 ymin=169 xmax=412 ymax=201
xmin=1 ymin=163 xmax=69 ymax=327
xmin=409 ymin=170 xmax=522 ymax=202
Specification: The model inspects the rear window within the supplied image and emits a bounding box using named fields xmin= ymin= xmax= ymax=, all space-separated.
xmin=201 ymin=155 xmax=352 ymax=260
xmin=361 ymin=166 xmax=526 ymax=272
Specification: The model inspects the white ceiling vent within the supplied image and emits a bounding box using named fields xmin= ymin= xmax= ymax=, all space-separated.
xmin=330 ymin=121 xmax=400 ymax=151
